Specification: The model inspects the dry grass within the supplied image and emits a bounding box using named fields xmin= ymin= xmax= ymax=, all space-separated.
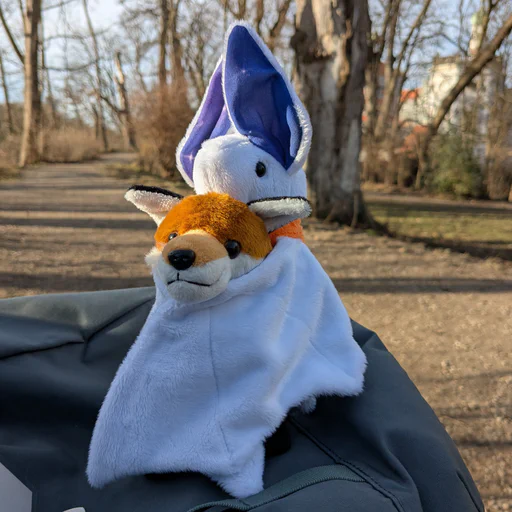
xmin=367 ymin=195 xmax=512 ymax=260
xmin=42 ymin=129 xmax=102 ymax=163
xmin=0 ymin=128 xmax=104 ymax=170
xmin=0 ymin=134 xmax=21 ymax=171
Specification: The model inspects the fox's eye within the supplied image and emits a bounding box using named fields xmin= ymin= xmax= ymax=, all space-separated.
xmin=168 ymin=232 xmax=178 ymax=241
xmin=255 ymin=161 xmax=266 ymax=177
xmin=225 ymin=240 xmax=241 ymax=259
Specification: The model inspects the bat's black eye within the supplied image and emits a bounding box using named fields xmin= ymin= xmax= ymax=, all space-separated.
xmin=225 ymin=240 xmax=241 ymax=259
xmin=255 ymin=161 xmax=266 ymax=177
xmin=168 ymin=232 xmax=178 ymax=241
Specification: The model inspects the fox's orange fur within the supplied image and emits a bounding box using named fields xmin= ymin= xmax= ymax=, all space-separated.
xmin=269 ymin=220 xmax=304 ymax=246
xmin=155 ymin=193 xmax=272 ymax=259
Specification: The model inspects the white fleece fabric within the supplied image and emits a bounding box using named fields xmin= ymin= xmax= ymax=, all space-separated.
xmin=87 ymin=238 xmax=367 ymax=498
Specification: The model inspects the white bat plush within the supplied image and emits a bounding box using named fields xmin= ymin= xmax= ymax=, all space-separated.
xmin=87 ymin=189 xmax=366 ymax=498
xmin=176 ymin=22 xmax=311 ymax=205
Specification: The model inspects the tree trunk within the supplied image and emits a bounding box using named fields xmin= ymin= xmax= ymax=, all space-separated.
xmin=92 ymin=103 xmax=100 ymax=139
xmin=40 ymin=20 xmax=59 ymax=131
xmin=169 ymin=0 xmax=187 ymax=90
xmin=364 ymin=55 xmax=379 ymax=139
xmin=159 ymin=0 xmax=169 ymax=88
xmin=82 ymin=0 xmax=108 ymax=152
xmin=19 ymin=0 xmax=42 ymax=167
xmin=293 ymin=0 xmax=372 ymax=227
xmin=0 ymin=52 xmax=14 ymax=134
xmin=115 ymin=52 xmax=137 ymax=151
xmin=416 ymin=145 xmax=428 ymax=190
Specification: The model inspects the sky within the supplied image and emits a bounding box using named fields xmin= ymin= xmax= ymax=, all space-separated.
xmin=0 ymin=0 xmax=124 ymax=102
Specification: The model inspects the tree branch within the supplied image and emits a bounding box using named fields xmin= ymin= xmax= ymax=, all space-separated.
xmin=267 ymin=0 xmax=293 ymax=51
xmin=475 ymin=0 xmax=494 ymax=54
xmin=375 ymin=0 xmax=396 ymax=58
xmin=425 ymin=13 xmax=512 ymax=146
xmin=386 ymin=0 xmax=400 ymax=67
xmin=255 ymin=0 xmax=264 ymax=36
xmin=42 ymin=0 xmax=77 ymax=11
xmin=99 ymin=93 xmax=122 ymax=115
xmin=0 ymin=4 xmax=24 ymax=63
xmin=395 ymin=0 xmax=432 ymax=70
xmin=45 ymin=58 xmax=99 ymax=72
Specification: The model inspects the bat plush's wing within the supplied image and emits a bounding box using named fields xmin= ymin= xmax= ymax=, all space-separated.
xmin=208 ymin=238 xmax=367 ymax=497
xmin=87 ymin=238 xmax=366 ymax=499
xmin=86 ymin=300 xmax=232 ymax=489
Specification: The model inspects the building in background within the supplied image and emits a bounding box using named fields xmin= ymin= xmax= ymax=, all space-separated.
xmin=398 ymin=9 xmax=507 ymax=164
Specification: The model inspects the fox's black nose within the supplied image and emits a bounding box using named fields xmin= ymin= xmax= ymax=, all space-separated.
xmin=168 ymin=249 xmax=196 ymax=270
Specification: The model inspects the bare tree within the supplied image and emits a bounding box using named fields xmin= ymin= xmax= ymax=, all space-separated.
xmin=183 ymin=16 xmax=208 ymax=101
xmin=82 ymin=0 xmax=108 ymax=151
xmin=220 ymin=0 xmax=247 ymax=20
xmin=0 ymin=0 xmax=43 ymax=166
xmin=220 ymin=0 xmax=293 ymax=51
xmin=182 ymin=2 xmax=222 ymax=103
xmin=0 ymin=4 xmax=24 ymax=63
xmin=169 ymin=0 xmax=186 ymax=87
xmin=417 ymin=11 xmax=512 ymax=182
xmin=0 ymin=50 xmax=14 ymax=134
xmin=363 ymin=0 xmax=436 ymax=184
xmin=120 ymin=19 xmax=151 ymax=94
xmin=40 ymin=18 xmax=59 ymax=130
xmin=373 ymin=0 xmax=432 ymax=142
xmin=21 ymin=0 xmax=42 ymax=166
xmin=293 ymin=0 xmax=374 ymax=226
xmin=265 ymin=0 xmax=292 ymax=52
xmin=159 ymin=0 xmax=169 ymax=87
xmin=114 ymin=52 xmax=137 ymax=150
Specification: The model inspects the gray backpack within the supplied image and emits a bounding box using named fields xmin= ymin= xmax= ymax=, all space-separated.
xmin=0 ymin=288 xmax=483 ymax=512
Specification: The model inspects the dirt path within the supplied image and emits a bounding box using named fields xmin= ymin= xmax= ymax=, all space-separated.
xmin=1 ymin=155 xmax=511 ymax=511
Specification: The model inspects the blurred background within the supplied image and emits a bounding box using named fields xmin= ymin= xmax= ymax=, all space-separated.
xmin=0 ymin=0 xmax=511 ymax=510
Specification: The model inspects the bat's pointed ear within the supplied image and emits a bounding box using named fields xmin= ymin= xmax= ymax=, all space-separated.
xmin=176 ymin=57 xmax=231 ymax=186
xmin=125 ymin=185 xmax=183 ymax=225
xmin=223 ymin=22 xmax=312 ymax=174
xmin=248 ymin=196 xmax=311 ymax=233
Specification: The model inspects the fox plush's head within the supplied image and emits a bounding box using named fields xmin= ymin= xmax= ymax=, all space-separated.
xmin=125 ymin=185 xmax=311 ymax=304
xmin=175 ymin=22 xmax=311 ymax=205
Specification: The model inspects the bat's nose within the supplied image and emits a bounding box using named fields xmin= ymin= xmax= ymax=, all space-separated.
xmin=168 ymin=249 xmax=196 ymax=270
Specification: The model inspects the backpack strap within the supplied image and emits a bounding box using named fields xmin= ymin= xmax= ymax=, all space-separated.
xmin=186 ymin=464 xmax=364 ymax=512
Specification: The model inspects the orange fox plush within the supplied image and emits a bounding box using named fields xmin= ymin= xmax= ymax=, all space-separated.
xmin=125 ymin=185 xmax=311 ymax=303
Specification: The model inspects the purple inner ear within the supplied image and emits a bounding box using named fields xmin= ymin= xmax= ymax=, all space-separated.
xmin=179 ymin=61 xmax=229 ymax=181
xmin=224 ymin=25 xmax=303 ymax=170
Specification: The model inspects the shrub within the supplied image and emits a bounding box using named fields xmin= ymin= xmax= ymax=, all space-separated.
xmin=0 ymin=133 xmax=21 ymax=169
xmin=430 ymin=133 xmax=483 ymax=198
xmin=486 ymin=150 xmax=512 ymax=201
xmin=42 ymin=129 xmax=102 ymax=163
xmin=134 ymin=84 xmax=194 ymax=179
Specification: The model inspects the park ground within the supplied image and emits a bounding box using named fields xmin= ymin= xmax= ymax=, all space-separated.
xmin=0 ymin=154 xmax=511 ymax=511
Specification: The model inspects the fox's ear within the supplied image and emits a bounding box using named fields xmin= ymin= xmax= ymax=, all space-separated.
xmin=248 ymin=196 xmax=311 ymax=233
xmin=125 ymin=185 xmax=183 ymax=225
